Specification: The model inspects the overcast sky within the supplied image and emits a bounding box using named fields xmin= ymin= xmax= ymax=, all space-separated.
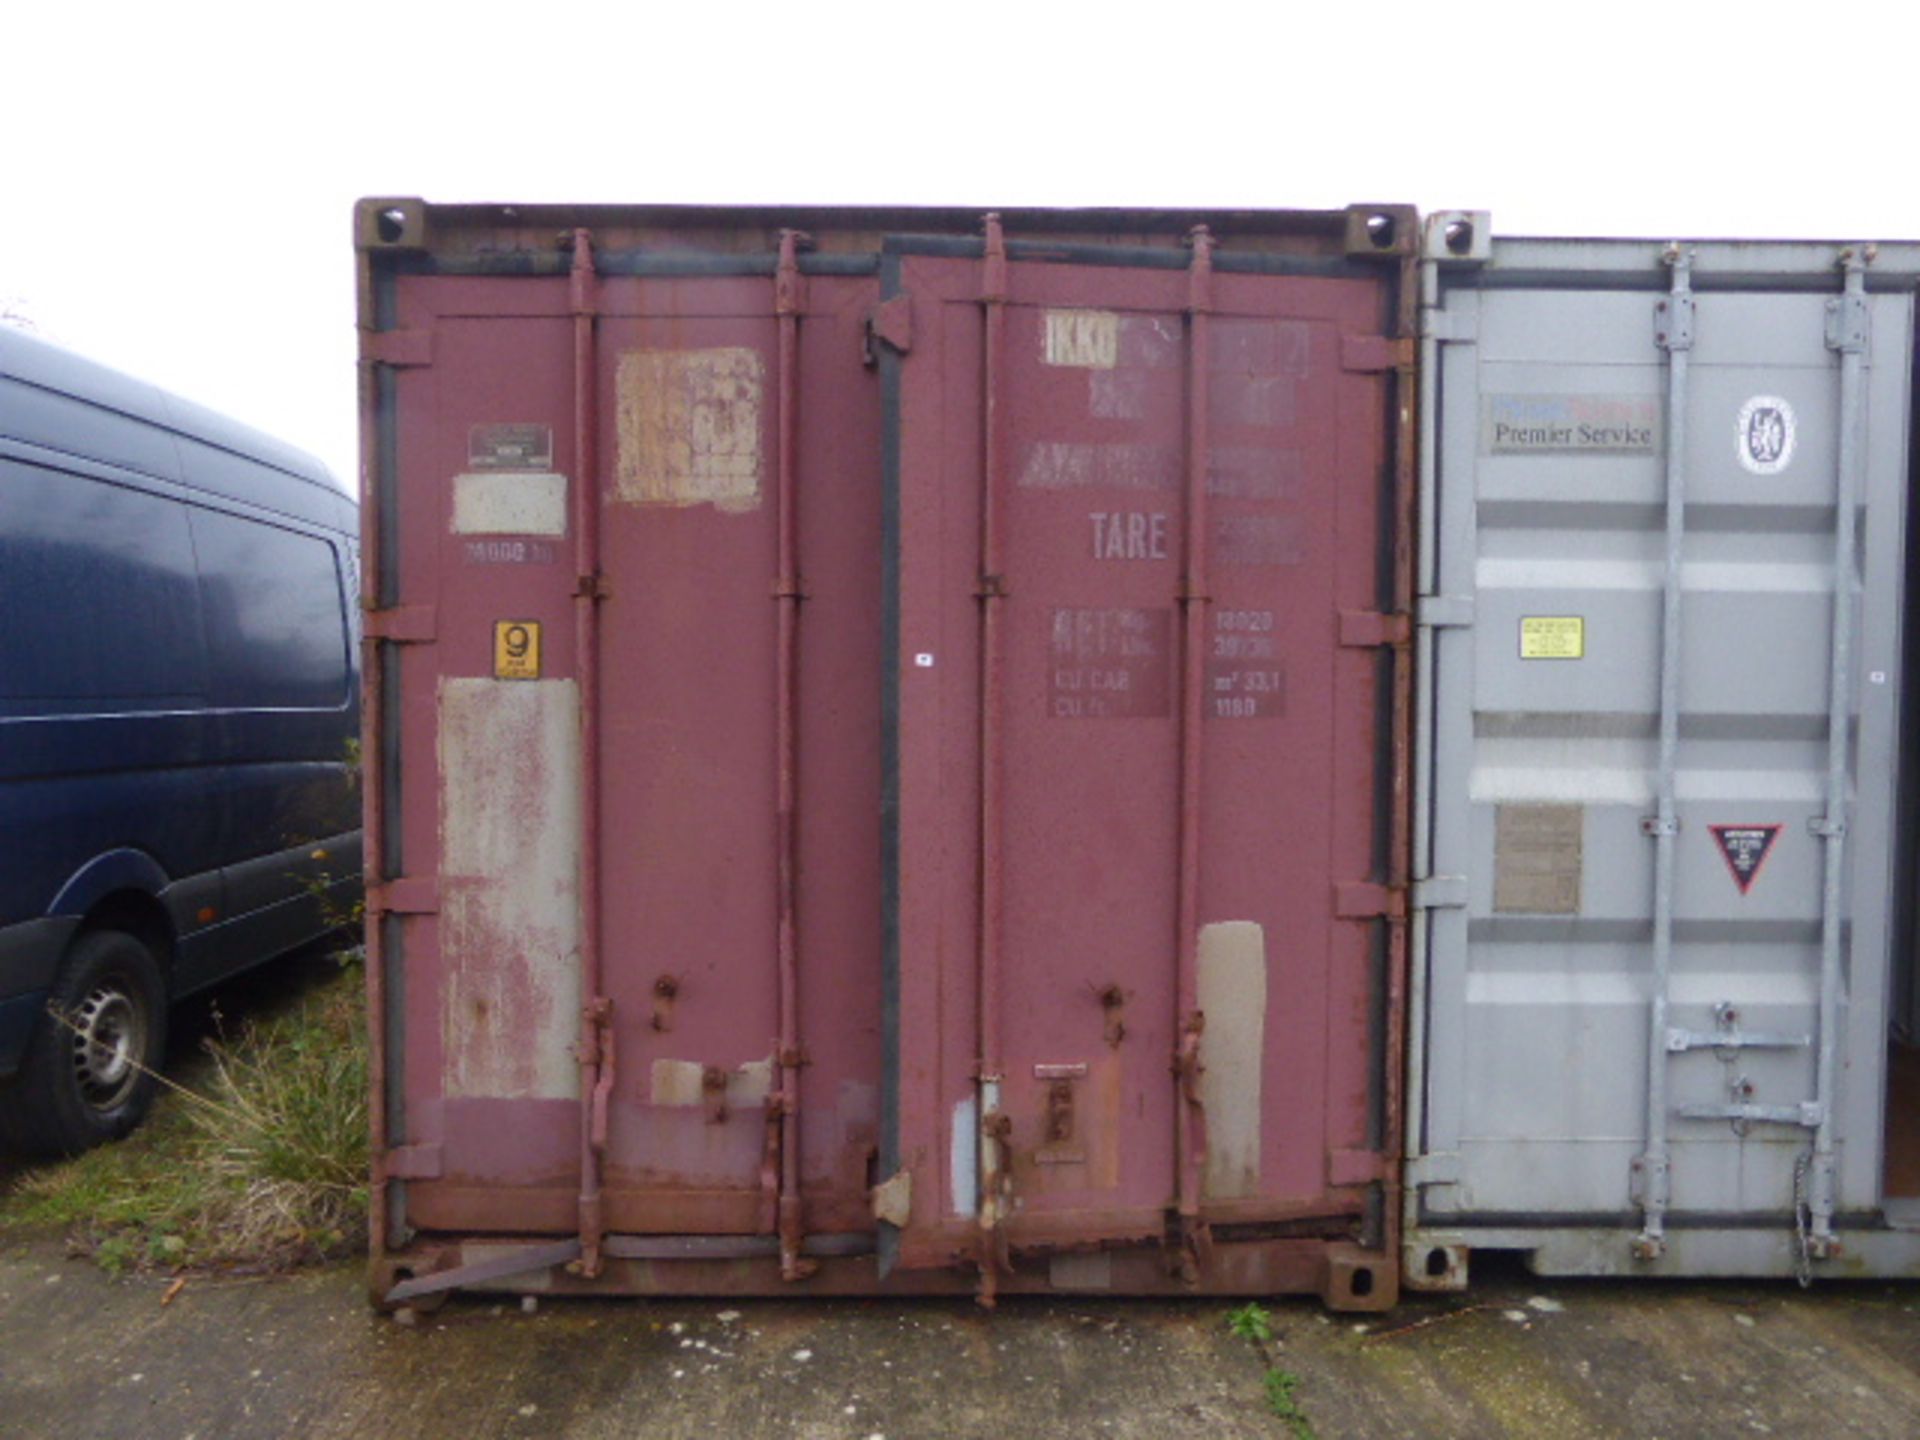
xmin=5 ymin=1 xmax=1911 ymax=490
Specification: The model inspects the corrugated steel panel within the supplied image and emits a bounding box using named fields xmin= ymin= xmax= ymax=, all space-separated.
xmin=358 ymin=200 xmax=1415 ymax=1308
xmin=1406 ymin=220 xmax=1920 ymax=1285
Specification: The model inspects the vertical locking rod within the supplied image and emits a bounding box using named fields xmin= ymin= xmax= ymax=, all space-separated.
xmin=1634 ymin=245 xmax=1694 ymax=1258
xmin=1807 ymin=247 xmax=1871 ymax=1254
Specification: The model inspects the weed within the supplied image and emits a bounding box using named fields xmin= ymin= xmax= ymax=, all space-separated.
xmin=1262 ymin=1368 xmax=1316 ymax=1439
xmin=1228 ymin=1301 xmax=1317 ymax=1438
xmin=3 ymin=951 xmax=368 ymax=1274
xmin=1228 ymin=1301 xmax=1275 ymax=1344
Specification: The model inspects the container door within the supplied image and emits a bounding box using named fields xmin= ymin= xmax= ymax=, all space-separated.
xmin=380 ymin=254 xmax=886 ymax=1244
xmin=1416 ymin=257 xmax=1911 ymax=1241
xmin=879 ymin=240 xmax=1401 ymax=1275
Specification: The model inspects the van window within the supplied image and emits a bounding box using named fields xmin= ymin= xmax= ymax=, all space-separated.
xmin=0 ymin=460 xmax=207 ymax=708
xmin=189 ymin=507 xmax=349 ymax=709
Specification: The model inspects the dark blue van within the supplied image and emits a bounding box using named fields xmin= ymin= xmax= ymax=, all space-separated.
xmin=0 ymin=328 xmax=362 ymax=1153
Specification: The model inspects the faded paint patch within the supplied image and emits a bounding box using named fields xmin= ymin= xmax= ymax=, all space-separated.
xmin=648 ymin=1057 xmax=775 ymax=1108
xmin=1197 ymin=921 xmax=1266 ymax=1201
xmin=1044 ymin=309 xmax=1120 ymax=368
xmin=438 ymin=678 xmax=582 ymax=1101
xmin=1089 ymin=368 xmax=1150 ymax=420
xmin=450 ymin=471 xmax=569 ymax=536
xmin=950 ymin=1095 xmax=979 ymax=1217
xmin=615 ymin=347 xmax=763 ymax=512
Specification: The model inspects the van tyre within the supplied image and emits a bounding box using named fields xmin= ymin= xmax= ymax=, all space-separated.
xmin=0 ymin=929 xmax=167 ymax=1155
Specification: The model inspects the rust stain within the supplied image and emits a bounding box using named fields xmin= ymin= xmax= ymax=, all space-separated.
xmin=438 ymin=678 xmax=582 ymax=1101
xmin=614 ymin=347 xmax=763 ymax=512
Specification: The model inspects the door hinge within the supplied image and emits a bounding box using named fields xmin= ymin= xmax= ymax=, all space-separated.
xmin=363 ymin=604 xmax=437 ymax=644
xmin=1338 ymin=610 xmax=1411 ymax=648
xmin=1341 ymin=334 xmax=1415 ymax=374
xmin=369 ymin=877 xmax=439 ymax=916
xmin=361 ymin=328 xmax=434 ymax=368
xmin=1413 ymin=875 xmax=1468 ymax=910
xmin=1405 ymin=1151 xmax=1460 ymax=1188
xmin=1329 ymin=1149 xmax=1387 ymax=1186
xmin=1336 ymin=881 xmax=1406 ymax=921
xmin=384 ymin=1143 xmax=444 ymax=1180
xmin=1422 ymin=307 xmax=1478 ymax=344
xmin=1418 ymin=595 xmax=1475 ymax=630
xmin=866 ymin=293 xmax=913 ymax=362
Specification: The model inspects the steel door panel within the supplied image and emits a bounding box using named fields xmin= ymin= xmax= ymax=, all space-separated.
xmin=885 ymin=251 xmax=1396 ymax=1269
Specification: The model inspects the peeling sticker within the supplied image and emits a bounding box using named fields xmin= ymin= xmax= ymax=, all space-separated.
xmin=451 ymin=471 xmax=569 ymax=536
xmin=649 ymin=1057 xmax=775 ymax=1108
xmin=1197 ymin=921 xmax=1266 ymax=1200
xmin=439 ymin=678 xmax=581 ymax=1100
xmin=1044 ymin=310 xmax=1119 ymax=369
xmin=615 ymin=348 xmax=763 ymax=511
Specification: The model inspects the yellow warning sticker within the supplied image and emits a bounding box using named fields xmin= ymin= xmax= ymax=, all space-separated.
xmin=493 ymin=620 xmax=542 ymax=679
xmin=1519 ymin=616 xmax=1584 ymax=660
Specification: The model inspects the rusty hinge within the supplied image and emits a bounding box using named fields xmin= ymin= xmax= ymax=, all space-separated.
xmin=369 ymin=877 xmax=440 ymax=916
xmin=867 ymin=293 xmax=913 ymax=359
xmin=361 ymin=329 xmax=434 ymax=368
xmin=1335 ymin=881 xmax=1406 ymax=921
xmin=1338 ymin=610 xmax=1411 ymax=648
xmin=363 ymin=604 xmax=437 ymax=644
xmin=1340 ymin=334 xmax=1414 ymax=374
xmin=384 ymin=1143 xmax=444 ymax=1180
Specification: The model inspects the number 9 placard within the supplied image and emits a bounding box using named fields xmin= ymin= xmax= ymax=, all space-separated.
xmin=493 ymin=620 xmax=542 ymax=680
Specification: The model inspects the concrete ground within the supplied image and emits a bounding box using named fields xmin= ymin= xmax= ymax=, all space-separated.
xmin=1 ymin=1242 xmax=1915 ymax=1439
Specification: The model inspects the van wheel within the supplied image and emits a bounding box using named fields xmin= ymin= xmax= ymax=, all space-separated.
xmin=0 ymin=930 xmax=168 ymax=1156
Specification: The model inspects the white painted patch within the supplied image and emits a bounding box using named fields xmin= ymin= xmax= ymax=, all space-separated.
xmin=1044 ymin=309 xmax=1119 ymax=369
xmin=648 ymin=1056 xmax=775 ymax=1107
xmin=1197 ymin=921 xmax=1266 ymax=1201
xmin=450 ymin=471 xmax=569 ymax=536
xmin=950 ymin=1095 xmax=978 ymax=1217
xmin=438 ymin=678 xmax=581 ymax=1100
xmin=615 ymin=347 xmax=763 ymax=511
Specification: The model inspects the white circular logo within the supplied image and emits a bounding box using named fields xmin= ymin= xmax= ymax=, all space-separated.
xmin=1737 ymin=395 xmax=1796 ymax=475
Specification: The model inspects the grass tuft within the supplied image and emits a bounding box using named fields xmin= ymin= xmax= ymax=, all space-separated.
xmin=2 ymin=951 xmax=367 ymax=1273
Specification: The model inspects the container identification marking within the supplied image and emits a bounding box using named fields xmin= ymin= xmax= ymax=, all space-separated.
xmin=494 ymin=620 xmax=542 ymax=680
xmin=1049 ymin=608 xmax=1171 ymax=718
xmin=1207 ymin=610 xmax=1285 ymax=719
xmin=1043 ymin=310 xmax=1120 ymax=369
xmin=1520 ymin=616 xmax=1584 ymax=660
xmin=1736 ymin=396 xmax=1797 ymax=475
xmin=1709 ymin=823 xmax=1783 ymax=895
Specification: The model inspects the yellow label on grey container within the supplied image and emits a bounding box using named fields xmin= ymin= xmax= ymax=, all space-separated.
xmin=493 ymin=620 xmax=542 ymax=679
xmin=1519 ymin=616 xmax=1584 ymax=660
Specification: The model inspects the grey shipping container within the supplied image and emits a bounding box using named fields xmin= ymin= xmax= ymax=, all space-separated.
xmin=1404 ymin=217 xmax=1920 ymax=1284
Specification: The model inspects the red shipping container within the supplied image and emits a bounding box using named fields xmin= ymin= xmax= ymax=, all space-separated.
xmin=355 ymin=200 xmax=1415 ymax=1310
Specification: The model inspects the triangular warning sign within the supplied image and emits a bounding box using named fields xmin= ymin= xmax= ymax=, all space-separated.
xmin=1709 ymin=824 xmax=1783 ymax=896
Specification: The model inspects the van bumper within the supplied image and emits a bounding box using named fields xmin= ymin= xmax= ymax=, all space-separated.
xmin=0 ymin=917 xmax=78 ymax=1076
